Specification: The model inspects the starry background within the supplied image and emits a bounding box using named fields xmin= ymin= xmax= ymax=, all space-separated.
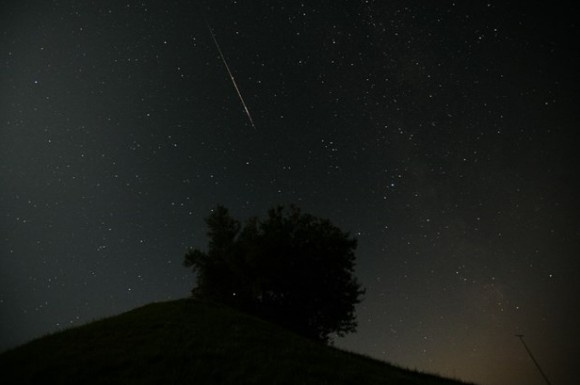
xmin=1 ymin=1 xmax=579 ymax=384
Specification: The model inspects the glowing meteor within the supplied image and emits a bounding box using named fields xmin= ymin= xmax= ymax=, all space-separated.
xmin=206 ymin=22 xmax=256 ymax=129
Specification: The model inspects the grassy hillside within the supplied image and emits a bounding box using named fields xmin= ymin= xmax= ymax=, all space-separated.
xmin=0 ymin=299 xmax=471 ymax=385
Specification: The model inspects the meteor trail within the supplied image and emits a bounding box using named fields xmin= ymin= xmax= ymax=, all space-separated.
xmin=206 ymin=22 xmax=256 ymax=129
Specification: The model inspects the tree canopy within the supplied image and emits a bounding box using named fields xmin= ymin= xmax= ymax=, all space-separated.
xmin=184 ymin=205 xmax=365 ymax=343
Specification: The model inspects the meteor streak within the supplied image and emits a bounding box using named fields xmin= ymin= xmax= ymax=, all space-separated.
xmin=206 ymin=22 xmax=256 ymax=129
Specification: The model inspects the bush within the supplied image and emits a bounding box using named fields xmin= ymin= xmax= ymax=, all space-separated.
xmin=184 ymin=205 xmax=365 ymax=343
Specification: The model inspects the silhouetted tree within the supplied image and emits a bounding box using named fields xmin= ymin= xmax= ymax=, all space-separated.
xmin=184 ymin=205 xmax=365 ymax=343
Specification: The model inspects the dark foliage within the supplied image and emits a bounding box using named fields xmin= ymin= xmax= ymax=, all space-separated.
xmin=184 ymin=205 xmax=365 ymax=343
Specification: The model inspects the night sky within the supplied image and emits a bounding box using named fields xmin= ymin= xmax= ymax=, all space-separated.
xmin=1 ymin=1 xmax=579 ymax=384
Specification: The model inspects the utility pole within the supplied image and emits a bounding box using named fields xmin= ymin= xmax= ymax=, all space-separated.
xmin=515 ymin=334 xmax=552 ymax=385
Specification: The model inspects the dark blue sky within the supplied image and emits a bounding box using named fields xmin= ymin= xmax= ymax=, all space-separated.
xmin=1 ymin=2 xmax=578 ymax=384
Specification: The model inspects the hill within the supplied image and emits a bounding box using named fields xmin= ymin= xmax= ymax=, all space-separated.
xmin=0 ymin=299 xmax=472 ymax=385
